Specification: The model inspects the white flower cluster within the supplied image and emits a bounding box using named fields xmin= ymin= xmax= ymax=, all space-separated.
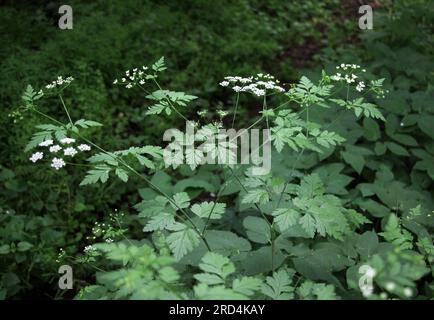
xmin=29 ymin=137 xmax=91 ymax=170
xmin=84 ymin=245 xmax=96 ymax=253
xmin=220 ymin=73 xmax=285 ymax=97
xmin=45 ymin=76 xmax=74 ymax=90
xmin=330 ymin=64 xmax=366 ymax=91
xmin=113 ymin=66 xmax=148 ymax=89
xmin=29 ymin=152 xmax=43 ymax=163
xmin=51 ymin=158 xmax=66 ymax=170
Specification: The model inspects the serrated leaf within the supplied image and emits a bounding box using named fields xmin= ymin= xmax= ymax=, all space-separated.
xmin=166 ymin=225 xmax=200 ymax=260
xmin=261 ymin=268 xmax=294 ymax=300
xmin=115 ymin=168 xmax=129 ymax=182
xmin=197 ymin=252 xmax=235 ymax=280
xmin=232 ymin=277 xmax=262 ymax=296
xmin=242 ymin=189 xmax=269 ymax=205
xmin=80 ymin=166 xmax=111 ymax=186
xmin=143 ymin=213 xmax=179 ymax=232
xmin=171 ymin=192 xmax=190 ymax=210
xmin=271 ymin=208 xmax=300 ymax=232
xmin=300 ymin=214 xmax=316 ymax=238
xmin=191 ymin=201 xmax=226 ymax=220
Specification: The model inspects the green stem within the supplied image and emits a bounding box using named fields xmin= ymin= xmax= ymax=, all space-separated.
xmin=231 ymin=93 xmax=240 ymax=128
xmin=59 ymin=94 xmax=73 ymax=125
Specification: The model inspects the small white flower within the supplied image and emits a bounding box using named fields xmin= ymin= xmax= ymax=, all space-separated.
xmin=385 ymin=282 xmax=396 ymax=291
xmin=139 ymin=80 xmax=145 ymax=85
xmin=49 ymin=145 xmax=62 ymax=153
xmin=84 ymin=245 xmax=95 ymax=253
xmin=60 ymin=138 xmax=76 ymax=144
xmin=105 ymin=238 xmax=114 ymax=243
xmin=253 ymin=88 xmax=266 ymax=96
xmin=403 ymin=287 xmax=412 ymax=297
xmin=51 ymin=158 xmax=66 ymax=170
xmin=113 ymin=79 xmax=118 ymax=84
xmin=30 ymin=152 xmax=43 ymax=163
xmin=39 ymin=139 xmax=54 ymax=147
xmin=331 ymin=73 xmax=342 ymax=81
xmin=64 ymin=147 xmax=78 ymax=157
xmin=219 ymin=81 xmax=229 ymax=87
xmin=233 ymin=86 xmax=242 ymax=92
xmin=77 ymin=144 xmax=91 ymax=151
xmin=356 ymin=81 xmax=365 ymax=92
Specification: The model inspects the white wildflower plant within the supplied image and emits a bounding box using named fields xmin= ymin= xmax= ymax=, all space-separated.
xmin=20 ymin=57 xmax=406 ymax=301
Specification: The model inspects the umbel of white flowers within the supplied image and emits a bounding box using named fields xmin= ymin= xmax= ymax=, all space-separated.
xmin=219 ymin=73 xmax=285 ymax=97
xmin=330 ymin=64 xmax=366 ymax=92
xmin=113 ymin=66 xmax=148 ymax=89
xmin=29 ymin=137 xmax=91 ymax=170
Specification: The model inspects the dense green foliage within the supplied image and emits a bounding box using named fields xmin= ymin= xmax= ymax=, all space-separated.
xmin=1 ymin=0 xmax=433 ymax=300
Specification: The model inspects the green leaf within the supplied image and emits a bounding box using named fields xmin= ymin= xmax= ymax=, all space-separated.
xmin=271 ymin=208 xmax=300 ymax=232
xmin=363 ymin=117 xmax=381 ymax=141
xmin=242 ymin=189 xmax=270 ymax=205
xmin=80 ymin=166 xmax=111 ymax=186
xmin=300 ymin=214 xmax=316 ymax=238
xmin=386 ymin=142 xmax=410 ymax=156
xmin=171 ymin=192 xmax=190 ymax=210
xmin=191 ymin=201 xmax=226 ymax=220
xmin=17 ymin=242 xmax=33 ymax=252
xmin=240 ymin=246 xmax=285 ymax=275
xmin=356 ymin=231 xmax=379 ymax=259
xmin=115 ymin=168 xmax=129 ymax=183
xmin=297 ymin=174 xmax=325 ymax=198
xmin=74 ymin=119 xmax=103 ymax=128
xmin=261 ymin=268 xmax=294 ymax=300
xmin=152 ymin=56 xmax=167 ymax=72
xmin=341 ymin=150 xmax=365 ymax=174
xmin=143 ymin=213 xmax=179 ymax=232
xmin=379 ymin=214 xmax=413 ymax=250
xmin=232 ymin=277 xmax=262 ymax=296
xmin=197 ymin=252 xmax=235 ymax=280
xmin=0 ymin=244 xmax=10 ymax=254
xmin=243 ymin=216 xmax=271 ymax=244
xmin=166 ymin=225 xmax=200 ymax=260
xmin=418 ymin=115 xmax=434 ymax=139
